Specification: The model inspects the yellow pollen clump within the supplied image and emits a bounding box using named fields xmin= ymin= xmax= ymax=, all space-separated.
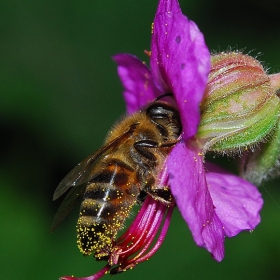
xmin=151 ymin=22 xmax=154 ymax=34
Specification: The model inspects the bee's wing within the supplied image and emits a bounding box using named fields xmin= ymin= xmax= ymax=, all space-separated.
xmin=50 ymin=124 xmax=137 ymax=231
xmin=52 ymin=151 xmax=102 ymax=201
xmin=50 ymin=145 xmax=117 ymax=232
xmin=50 ymin=183 xmax=87 ymax=232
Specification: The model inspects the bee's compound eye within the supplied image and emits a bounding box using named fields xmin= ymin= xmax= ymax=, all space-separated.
xmin=146 ymin=103 xmax=174 ymax=119
xmin=146 ymin=102 xmax=182 ymax=137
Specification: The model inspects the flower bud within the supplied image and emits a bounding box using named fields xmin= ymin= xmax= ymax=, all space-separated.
xmin=196 ymin=52 xmax=280 ymax=153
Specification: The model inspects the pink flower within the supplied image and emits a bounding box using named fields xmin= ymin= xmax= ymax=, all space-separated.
xmin=114 ymin=0 xmax=262 ymax=262
xmin=115 ymin=0 xmax=263 ymax=263
xmin=61 ymin=0 xmax=263 ymax=279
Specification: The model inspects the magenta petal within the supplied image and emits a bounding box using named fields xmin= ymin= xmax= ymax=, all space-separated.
xmin=151 ymin=0 xmax=210 ymax=138
xmin=205 ymin=163 xmax=263 ymax=237
xmin=167 ymin=141 xmax=225 ymax=261
xmin=156 ymin=0 xmax=181 ymax=14
xmin=113 ymin=53 xmax=161 ymax=113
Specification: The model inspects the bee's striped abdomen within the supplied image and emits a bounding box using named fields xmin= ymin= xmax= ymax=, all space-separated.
xmin=77 ymin=160 xmax=138 ymax=257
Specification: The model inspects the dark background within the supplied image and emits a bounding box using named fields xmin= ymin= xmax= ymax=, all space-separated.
xmin=1 ymin=0 xmax=280 ymax=279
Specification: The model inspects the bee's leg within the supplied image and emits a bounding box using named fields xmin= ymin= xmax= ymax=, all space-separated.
xmin=136 ymin=190 xmax=147 ymax=204
xmin=145 ymin=185 xmax=174 ymax=206
xmin=141 ymin=176 xmax=174 ymax=206
xmin=134 ymin=140 xmax=175 ymax=206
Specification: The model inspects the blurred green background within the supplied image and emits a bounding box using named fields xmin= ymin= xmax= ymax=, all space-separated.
xmin=1 ymin=0 xmax=280 ymax=279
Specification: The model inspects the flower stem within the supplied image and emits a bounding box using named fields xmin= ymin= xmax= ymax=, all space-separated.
xmin=60 ymin=265 xmax=110 ymax=280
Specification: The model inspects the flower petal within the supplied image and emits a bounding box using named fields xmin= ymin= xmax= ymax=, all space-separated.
xmin=151 ymin=0 xmax=210 ymax=138
xmin=113 ymin=53 xmax=161 ymax=114
xmin=167 ymin=141 xmax=225 ymax=261
xmin=205 ymin=162 xmax=263 ymax=237
xmin=156 ymin=0 xmax=181 ymax=14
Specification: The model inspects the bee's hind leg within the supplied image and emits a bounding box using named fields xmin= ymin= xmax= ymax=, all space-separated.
xmin=142 ymin=176 xmax=175 ymax=206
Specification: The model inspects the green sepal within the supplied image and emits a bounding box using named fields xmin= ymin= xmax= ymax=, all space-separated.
xmin=240 ymin=119 xmax=280 ymax=186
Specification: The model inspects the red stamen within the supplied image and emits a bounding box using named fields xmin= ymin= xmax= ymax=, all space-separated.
xmin=131 ymin=202 xmax=164 ymax=256
xmin=116 ymin=197 xmax=155 ymax=249
xmin=110 ymin=195 xmax=174 ymax=272
xmin=114 ymin=197 xmax=157 ymax=257
xmin=133 ymin=205 xmax=173 ymax=263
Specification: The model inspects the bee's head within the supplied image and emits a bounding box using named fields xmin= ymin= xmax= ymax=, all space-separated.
xmin=146 ymin=99 xmax=182 ymax=140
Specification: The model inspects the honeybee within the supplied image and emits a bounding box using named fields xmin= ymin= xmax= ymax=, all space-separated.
xmin=51 ymin=94 xmax=182 ymax=259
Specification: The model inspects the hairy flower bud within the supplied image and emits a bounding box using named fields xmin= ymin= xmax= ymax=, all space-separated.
xmin=196 ymin=52 xmax=280 ymax=153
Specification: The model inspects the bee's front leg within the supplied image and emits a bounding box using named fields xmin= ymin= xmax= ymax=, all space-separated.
xmin=134 ymin=140 xmax=175 ymax=206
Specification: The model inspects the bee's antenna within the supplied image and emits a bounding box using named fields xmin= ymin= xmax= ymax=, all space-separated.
xmin=155 ymin=93 xmax=174 ymax=101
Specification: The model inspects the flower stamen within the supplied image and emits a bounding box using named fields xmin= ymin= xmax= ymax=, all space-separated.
xmin=109 ymin=195 xmax=174 ymax=273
